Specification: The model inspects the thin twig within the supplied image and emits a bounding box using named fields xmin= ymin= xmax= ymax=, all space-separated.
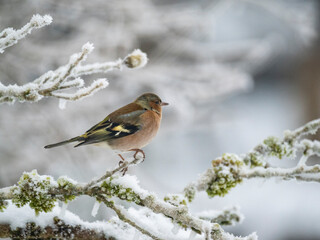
xmin=97 ymin=196 xmax=163 ymax=240
xmin=85 ymin=157 xmax=142 ymax=189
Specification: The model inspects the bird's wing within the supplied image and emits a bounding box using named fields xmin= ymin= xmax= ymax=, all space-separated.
xmin=75 ymin=103 xmax=146 ymax=147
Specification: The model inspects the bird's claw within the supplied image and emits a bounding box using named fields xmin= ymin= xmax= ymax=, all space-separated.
xmin=118 ymin=160 xmax=128 ymax=176
xmin=132 ymin=149 xmax=146 ymax=162
xmin=117 ymin=150 xmax=145 ymax=176
xmin=118 ymin=154 xmax=128 ymax=176
xmin=120 ymin=166 xmax=128 ymax=176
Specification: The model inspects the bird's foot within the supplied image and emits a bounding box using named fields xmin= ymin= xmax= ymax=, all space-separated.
xmin=118 ymin=154 xmax=128 ymax=176
xmin=130 ymin=149 xmax=145 ymax=162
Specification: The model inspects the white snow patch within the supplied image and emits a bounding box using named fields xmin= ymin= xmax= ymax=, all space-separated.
xmin=126 ymin=207 xmax=204 ymax=239
xmin=112 ymin=174 xmax=150 ymax=199
xmin=59 ymin=202 xmax=68 ymax=218
xmin=30 ymin=14 xmax=53 ymax=27
xmin=0 ymin=201 xmax=150 ymax=240
xmin=171 ymin=223 xmax=180 ymax=235
xmin=91 ymin=201 xmax=101 ymax=217
xmin=59 ymin=99 xmax=67 ymax=110
xmin=188 ymin=230 xmax=197 ymax=240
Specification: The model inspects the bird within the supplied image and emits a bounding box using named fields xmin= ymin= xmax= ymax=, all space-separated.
xmin=44 ymin=93 xmax=168 ymax=173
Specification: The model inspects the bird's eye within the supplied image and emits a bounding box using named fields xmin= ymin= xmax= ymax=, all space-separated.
xmin=155 ymin=101 xmax=160 ymax=105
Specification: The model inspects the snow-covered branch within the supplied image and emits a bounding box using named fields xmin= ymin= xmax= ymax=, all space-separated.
xmin=0 ymin=14 xmax=52 ymax=54
xmin=2 ymin=119 xmax=320 ymax=239
xmin=0 ymin=166 xmax=251 ymax=240
xmin=85 ymin=156 xmax=144 ymax=189
xmin=1 ymin=120 xmax=320 ymax=239
xmin=0 ymin=216 xmax=110 ymax=240
xmin=184 ymin=119 xmax=320 ymax=201
xmin=0 ymin=15 xmax=148 ymax=105
xmin=196 ymin=207 xmax=244 ymax=226
xmin=0 ymin=202 xmax=132 ymax=240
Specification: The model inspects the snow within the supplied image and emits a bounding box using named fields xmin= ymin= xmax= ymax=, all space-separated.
xmin=51 ymin=78 xmax=109 ymax=101
xmin=112 ymin=174 xmax=150 ymax=199
xmin=0 ymin=201 xmax=148 ymax=240
xmin=21 ymin=169 xmax=58 ymax=188
xmin=125 ymin=207 xmax=204 ymax=239
xmin=75 ymin=59 xmax=123 ymax=76
xmin=0 ymin=82 xmax=42 ymax=103
xmin=30 ymin=14 xmax=53 ymax=27
xmin=0 ymin=16 xmax=146 ymax=103
xmin=188 ymin=230 xmax=197 ymax=240
xmin=297 ymin=154 xmax=308 ymax=167
xmin=59 ymin=202 xmax=68 ymax=218
xmin=91 ymin=201 xmax=101 ymax=217
xmin=171 ymin=223 xmax=180 ymax=235
xmin=59 ymin=99 xmax=67 ymax=110
xmin=60 ymin=77 xmax=85 ymax=88
xmin=82 ymin=42 xmax=94 ymax=53
xmin=0 ymin=201 xmax=60 ymax=229
xmin=57 ymin=175 xmax=78 ymax=185
xmin=196 ymin=206 xmax=244 ymax=226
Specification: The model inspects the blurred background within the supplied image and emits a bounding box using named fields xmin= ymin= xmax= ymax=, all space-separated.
xmin=0 ymin=0 xmax=320 ymax=239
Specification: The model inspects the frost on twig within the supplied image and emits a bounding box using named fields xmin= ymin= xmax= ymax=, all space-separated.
xmin=0 ymin=202 xmax=124 ymax=240
xmin=2 ymin=121 xmax=320 ymax=240
xmin=0 ymin=15 xmax=148 ymax=105
xmin=184 ymin=119 xmax=320 ymax=202
xmin=196 ymin=207 xmax=244 ymax=226
xmin=0 ymin=166 xmax=252 ymax=240
xmin=0 ymin=14 xmax=52 ymax=54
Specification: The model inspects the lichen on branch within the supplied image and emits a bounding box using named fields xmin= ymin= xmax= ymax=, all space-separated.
xmin=184 ymin=118 xmax=320 ymax=201
xmin=0 ymin=158 xmax=247 ymax=240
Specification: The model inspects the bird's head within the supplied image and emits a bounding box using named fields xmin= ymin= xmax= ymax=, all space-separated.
xmin=135 ymin=93 xmax=168 ymax=115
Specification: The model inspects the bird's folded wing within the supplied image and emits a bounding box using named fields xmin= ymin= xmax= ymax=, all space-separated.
xmin=75 ymin=103 xmax=146 ymax=147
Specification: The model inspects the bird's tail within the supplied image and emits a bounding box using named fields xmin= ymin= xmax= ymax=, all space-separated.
xmin=44 ymin=136 xmax=82 ymax=149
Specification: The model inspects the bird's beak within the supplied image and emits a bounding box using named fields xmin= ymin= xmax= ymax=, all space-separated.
xmin=161 ymin=102 xmax=169 ymax=106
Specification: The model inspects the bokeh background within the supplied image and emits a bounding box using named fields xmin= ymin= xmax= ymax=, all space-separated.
xmin=1 ymin=0 xmax=320 ymax=239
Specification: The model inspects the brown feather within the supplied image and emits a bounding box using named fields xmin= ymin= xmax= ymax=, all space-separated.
xmin=44 ymin=93 xmax=167 ymax=151
xmin=107 ymin=109 xmax=161 ymax=151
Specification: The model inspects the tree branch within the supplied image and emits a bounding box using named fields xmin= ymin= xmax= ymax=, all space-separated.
xmin=97 ymin=196 xmax=163 ymax=240
xmin=0 ymin=167 xmax=230 ymax=239
xmin=3 ymin=118 xmax=319 ymax=239
xmin=0 ymin=15 xmax=148 ymax=105
xmin=0 ymin=14 xmax=52 ymax=53
xmin=184 ymin=118 xmax=320 ymax=201
xmin=0 ymin=218 xmax=111 ymax=240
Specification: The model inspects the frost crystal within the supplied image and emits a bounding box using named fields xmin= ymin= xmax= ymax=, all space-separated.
xmin=59 ymin=202 xmax=68 ymax=218
xmin=0 ymin=14 xmax=52 ymax=53
xmin=59 ymin=99 xmax=67 ymax=110
xmin=91 ymin=201 xmax=101 ymax=217
xmin=0 ymin=16 xmax=148 ymax=104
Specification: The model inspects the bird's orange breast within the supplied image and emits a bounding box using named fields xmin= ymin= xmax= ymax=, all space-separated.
xmin=107 ymin=110 xmax=161 ymax=151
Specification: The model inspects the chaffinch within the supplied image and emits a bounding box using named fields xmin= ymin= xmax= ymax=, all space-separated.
xmin=45 ymin=93 xmax=168 ymax=164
